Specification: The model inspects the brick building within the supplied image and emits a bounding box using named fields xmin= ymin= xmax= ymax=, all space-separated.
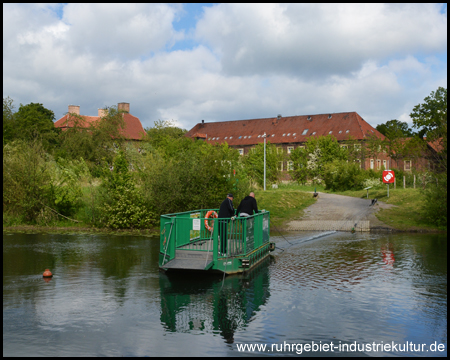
xmin=186 ymin=112 xmax=394 ymax=172
xmin=54 ymin=102 xmax=146 ymax=141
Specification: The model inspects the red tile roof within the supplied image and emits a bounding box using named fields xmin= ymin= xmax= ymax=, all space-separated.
xmin=54 ymin=113 xmax=146 ymax=140
xmin=186 ymin=112 xmax=385 ymax=146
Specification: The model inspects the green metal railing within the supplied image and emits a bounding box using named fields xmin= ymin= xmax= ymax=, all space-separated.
xmin=160 ymin=209 xmax=270 ymax=266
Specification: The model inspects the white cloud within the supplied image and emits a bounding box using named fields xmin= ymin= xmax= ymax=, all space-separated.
xmin=195 ymin=4 xmax=447 ymax=79
xmin=2 ymin=3 xmax=447 ymax=131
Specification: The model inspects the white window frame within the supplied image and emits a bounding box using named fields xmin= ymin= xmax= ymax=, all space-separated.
xmin=278 ymin=161 xmax=284 ymax=171
xmin=404 ymin=160 xmax=412 ymax=171
xmin=287 ymin=146 xmax=294 ymax=154
xmin=377 ymin=159 xmax=381 ymax=170
xmin=238 ymin=148 xmax=244 ymax=156
xmin=383 ymin=160 xmax=387 ymax=169
xmin=370 ymin=159 xmax=374 ymax=169
xmin=287 ymin=161 xmax=294 ymax=171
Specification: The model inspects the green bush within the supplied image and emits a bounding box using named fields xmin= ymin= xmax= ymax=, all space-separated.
xmin=421 ymin=172 xmax=447 ymax=228
xmin=3 ymin=140 xmax=53 ymax=222
xmin=323 ymin=160 xmax=368 ymax=191
xmin=100 ymin=151 xmax=156 ymax=229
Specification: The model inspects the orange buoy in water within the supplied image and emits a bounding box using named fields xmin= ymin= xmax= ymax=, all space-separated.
xmin=43 ymin=269 xmax=53 ymax=277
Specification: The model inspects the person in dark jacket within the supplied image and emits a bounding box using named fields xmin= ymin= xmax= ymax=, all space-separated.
xmin=236 ymin=192 xmax=258 ymax=217
xmin=218 ymin=193 xmax=235 ymax=256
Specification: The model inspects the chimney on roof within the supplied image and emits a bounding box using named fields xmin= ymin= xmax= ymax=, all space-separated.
xmin=98 ymin=108 xmax=108 ymax=117
xmin=277 ymin=114 xmax=282 ymax=120
xmin=68 ymin=105 xmax=80 ymax=115
xmin=118 ymin=102 xmax=130 ymax=113
xmin=202 ymin=120 xmax=204 ymax=123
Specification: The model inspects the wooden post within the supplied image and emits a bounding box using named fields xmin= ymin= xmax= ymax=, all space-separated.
xmin=394 ymin=177 xmax=396 ymax=189
xmin=403 ymin=176 xmax=405 ymax=189
xmin=414 ymin=175 xmax=416 ymax=189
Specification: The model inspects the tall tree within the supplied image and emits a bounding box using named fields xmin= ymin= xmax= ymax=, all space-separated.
xmin=3 ymin=96 xmax=15 ymax=144
xmin=410 ymin=87 xmax=447 ymax=228
xmin=376 ymin=119 xmax=415 ymax=139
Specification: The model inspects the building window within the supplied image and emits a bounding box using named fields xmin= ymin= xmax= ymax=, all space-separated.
xmin=404 ymin=160 xmax=411 ymax=171
xmin=302 ymin=129 xmax=308 ymax=135
xmin=287 ymin=146 xmax=294 ymax=154
xmin=377 ymin=159 xmax=381 ymax=170
xmin=354 ymin=144 xmax=361 ymax=151
xmin=370 ymin=159 xmax=374 ymax=169
xmin=288 ymin=161 xmax=294 ymax=171
xmin=277 ymin=147 xmax=283 ymax=154
xmin=278 ymin=161 xmax=284 ymax=171
xmin=238 ymin=148 xmax=244 ymax=156
xmin=229 ymin=136 xmax=233 ymax=139
xmin=383 ymin=160 xmax=387 ymax=169
xmin=355 ymin=159 xmax=361 ymax=169
xmin=329 ymin=131 xmax=333 ymax=134
xmin=341 ymin=145 xmax=348 ymax=150
xmin=346 ymin=130 xmax=350 ymax=133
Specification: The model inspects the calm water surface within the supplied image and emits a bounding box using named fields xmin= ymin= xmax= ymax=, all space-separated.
xmin=3 ymin=231 xmax=447 ymax=356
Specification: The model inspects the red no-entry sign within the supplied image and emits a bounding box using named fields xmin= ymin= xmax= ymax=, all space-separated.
xmin=382 ymin=170 xmax=395 ymax=184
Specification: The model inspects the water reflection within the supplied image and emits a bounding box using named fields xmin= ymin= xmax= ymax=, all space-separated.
xmin=3 ymin=232 xmax=447 ymax=356
xmin=160 ymin=258 xmax=271 ymax=343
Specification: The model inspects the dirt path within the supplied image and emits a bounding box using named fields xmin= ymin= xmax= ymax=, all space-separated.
xmin=286 ymin=192 xmax=396 ymax=231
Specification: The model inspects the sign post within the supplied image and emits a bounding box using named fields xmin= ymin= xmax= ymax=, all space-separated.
xmin=382 ymin=170 xmax=395 ymax=198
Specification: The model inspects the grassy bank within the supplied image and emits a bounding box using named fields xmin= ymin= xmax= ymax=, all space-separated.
xmin=254 ymin=188 xmax=317 ymax=229
xmin=4 ymin=183 xmax=444 ymax=234
xmin=325 ymin=187 xmax=444 ymax=232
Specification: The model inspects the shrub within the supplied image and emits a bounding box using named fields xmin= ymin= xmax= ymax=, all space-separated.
xmin=323 ymin=160 xmax=367 ymax=191
xmin=100 ymin=151 xmax=156 ymax=229
xmin=3 ymin=140 xmax=52 ymax=222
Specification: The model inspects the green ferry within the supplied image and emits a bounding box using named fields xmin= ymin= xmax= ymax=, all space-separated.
xmin=159 ymin=209 xmax=273 ymax=274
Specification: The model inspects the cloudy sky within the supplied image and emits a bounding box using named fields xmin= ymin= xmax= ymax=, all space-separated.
xmin=3 ymin=3 xmax=447 ymax=131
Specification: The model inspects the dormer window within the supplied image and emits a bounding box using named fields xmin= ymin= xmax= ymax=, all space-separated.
xmin=302 ymin=129 xmax=308 ymax=135
xmin=229 ymin=136 xmax=233 ymax=139
xmin=328 ymin=114 xmax=332 ymax=119
xmin=346 ymin=130 xmax=350 ymax=133
xmin=329 ymin=131 xmax=332 ymax=134
xmin=224 ymin=137 xmax=228 ymax=139
xmin=307 ymin=116 xmax=312 ymax=120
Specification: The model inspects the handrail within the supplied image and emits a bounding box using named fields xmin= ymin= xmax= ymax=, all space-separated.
xmin=160 ymin=209 xmax=270 ymax=263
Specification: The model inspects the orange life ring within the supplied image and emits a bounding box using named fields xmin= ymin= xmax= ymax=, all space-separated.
xmin=204 ymin=211 xmax=218 ymax=232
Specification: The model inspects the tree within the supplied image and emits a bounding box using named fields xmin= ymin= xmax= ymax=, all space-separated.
xmin=3 ymin=100 xmax=58 ymax=149
xmin=243 ymin=142 xmax=283 ymax=187
xmin=3 ymin=96 xmax=15 ymax=144
xmin=410 ymin=87 xmax=447 ymax=228
xmin=289 ymin=146 xmax=308 ymax=184
xmin=57 ymin=105 xmax=127 ymax=173
xmin=376 ymin=119 xmax=415 ymax=139
xmin=410 ymin=87 xmax=447 ymax=153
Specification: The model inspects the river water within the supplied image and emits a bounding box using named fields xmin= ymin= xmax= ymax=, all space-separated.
xmin=3 ymin=231 xmax=447 ymax=357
